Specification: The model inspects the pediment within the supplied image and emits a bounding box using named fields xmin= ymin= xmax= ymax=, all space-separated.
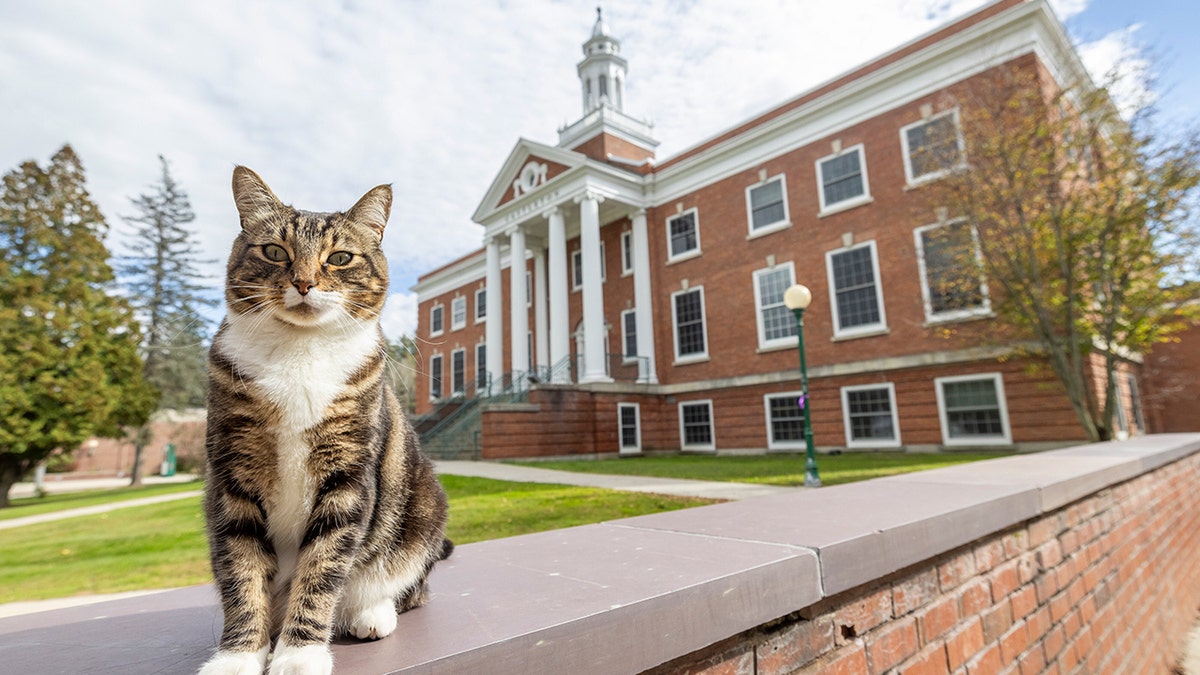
xmin=472 ymin=139 xmax=587 ymax=223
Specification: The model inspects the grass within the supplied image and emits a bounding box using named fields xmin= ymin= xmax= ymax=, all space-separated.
xmin=511 ymin=452 xmax=1008 ymax=487
xmin=0 ymin=481 xmax=204 ymax=521
xmin=0 ymin=476 xmax=715 ymax=603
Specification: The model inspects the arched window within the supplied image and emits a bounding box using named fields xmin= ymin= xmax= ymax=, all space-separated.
xmin=599 ymin=75 xmax=608 ymax=99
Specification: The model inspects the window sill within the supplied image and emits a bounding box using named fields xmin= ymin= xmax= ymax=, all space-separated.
xmin=923 ymin=310 xmax=994 ymax=327
xmin=846 ymin=439 xmax=903 ymax=450
xmin=818 ymin=196 xmax=873 ymax=218
xmin=755 ymin=342 xmax=796 ymax=354
xmin=673 ymin=355 xmax=711 ymax=367
xmin=831 ymin=327 xmax=890 ymax=342
xmin=666 ymin=250 xmax=702 ymax=266
xmin=746 ymin=221 xmax=792 ymax=240
xmin=430 ymin=331 xmax=445 ymax=339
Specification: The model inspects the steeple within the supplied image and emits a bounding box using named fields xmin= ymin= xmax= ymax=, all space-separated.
xmin=578 ymin=7 xmax=627 ymax=114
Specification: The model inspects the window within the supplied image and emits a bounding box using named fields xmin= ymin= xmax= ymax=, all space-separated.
xmin=816 ymin=145 xmax=870 ymax=212
xmin=618 ymin=403 xmax=641 ymax=453
xmin=429 ymin=305 xmax=444 ymax=337
xmin=1115 ymin=380 xmax=1130 ymax=438
xmin=475 ymin=343 xmax=488 ymax=393
xmin=451 ymin=297 xmax=466 ymax=331
xmin=429 ymin=354 xmax=443 ymax=400
xmin=666 ymin=210 xmax=700 ymax=261
xmin=753 ymin=263 xmax=797 ymax=349
xmin=571 ymin=243 xmax=606 ymax=291
xmin=746 ymin=176 xmax=789 ymax=234
xmin=671 ymin=287 xmax=708 ymax=362
xmin=621 ymin=309 xmax=637 ymax=362
xmin=764 ymin=392 xmax=806 ymax=450
xmin=475 ymin=288 xmax=487 ymax=323
xmin=901 ymin=109 xmax=964 ymax=184
xmin=451 ymin=349 xmax=465 ymax=396
xmin=525 ymin=271 xmax=532 ymax=307
xmin=621 ymin=230 xmax=634 ymax=275
xmin=935 ymin=373 xmax=1011 ymax=445
xmin=826 ymin=241 xmax=887 ymax=338
xmin=678 ymin=400 xmax=715 ymax=451
xmin=841 ymin=384 xmax=901 ymax=448
xmin=915 ymin=220 xmax=990 ymax=322
xmin=1127 ymin=374 xmax=1146 ymax=434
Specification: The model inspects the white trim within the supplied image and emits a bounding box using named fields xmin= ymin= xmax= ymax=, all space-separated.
xmin=450 ymin=348 xmax=466 ymax=396
xmin=429 ymin=353 xmax=444 ymax=401
xmin=450 ymin=296 xmax=467 ymax=331
xmin=474 ymin=342 xmax=488 ymax=394
xmin=618 ymin=402 xmax=642 ymax=454
xmin=678 ymin=399 xmax=716 ymax=452
xmin=474 ymin=287 xmax=487 ymax=324
xmin=671 ymin=286 xmax=709 ymax=364
xmin=816 ymin=144 xmax=872 ymax=214
xmin=900 ymin=108 xmax=966 ymax=187
xmin=744 ymin=174 xmax=791 ymax=235
xmin=620 ymin=308 xmax=638 ymax=364
xmin=752 ymin=262 xmax=797 ymax=351
xmin=666 ymin=208 xmax=701 ymax=263
xmin=1126 ymin=373 xmax=1146 ymax=436
xmin=526 ymin=270 xmax=532 ymax=308
xmin=825 ymin=240 xmax=888 ymax=339
xmin=620 ymin=230 xmax=634 ymax=276
xmin=571 ymin=243 xmax=606 ymax=292
xmin=840 ymin=383 xmax=902 ymax=449
xmin=913 ymin=219 xmax=992 ymax=323
xmin=763 ymin=390 xmax=806 ymax=451
xmin=934 ymin=372 xmax=1012 ymax=446
xmin=429 ymin=304 xmax=445 ymax=338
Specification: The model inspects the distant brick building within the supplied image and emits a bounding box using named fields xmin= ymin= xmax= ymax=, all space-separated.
xmin=412 ymin=0 xmax=1153 ymax=459
xmin=67 ymin=409 xmax=206 ymax=477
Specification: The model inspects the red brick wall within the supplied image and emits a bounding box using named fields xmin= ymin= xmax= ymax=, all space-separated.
xmin=648 ymin=450 xmax=1200 ymax=674
xmin=1144 ymin=323 xmax=1200 ymax=433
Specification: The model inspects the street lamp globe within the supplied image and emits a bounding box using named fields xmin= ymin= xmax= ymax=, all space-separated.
xmin=784 ymin=284 xmax=812 ymax=310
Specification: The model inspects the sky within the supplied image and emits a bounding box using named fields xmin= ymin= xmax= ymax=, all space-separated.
xmin=2 ymin=0 xmax=1196 ymax=340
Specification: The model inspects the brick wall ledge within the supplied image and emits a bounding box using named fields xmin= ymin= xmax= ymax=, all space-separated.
xmin=1 ymin=433 xmax=1198 ymax=674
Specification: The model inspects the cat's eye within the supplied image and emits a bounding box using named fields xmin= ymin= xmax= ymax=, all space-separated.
xmin=262 ymin=244 xmax=289 ymax=262
xmin=327 ymin=251 xmax=353 ymax=266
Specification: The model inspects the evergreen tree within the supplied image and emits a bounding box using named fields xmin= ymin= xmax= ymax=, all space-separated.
xmin=0 ymin=146 xmax=158 ymax=506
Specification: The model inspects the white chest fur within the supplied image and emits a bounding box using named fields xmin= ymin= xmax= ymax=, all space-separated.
xmin=216 ymin=314 xmax=379 ymax=587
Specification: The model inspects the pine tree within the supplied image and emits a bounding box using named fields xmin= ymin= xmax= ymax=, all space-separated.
xmin=0 ymin=145 xmax=158 ymax=506
xmin=117 ymin=155 xmax=215 ymax=485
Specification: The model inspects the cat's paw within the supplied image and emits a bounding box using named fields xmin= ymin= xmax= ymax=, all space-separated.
xmin=347 ymin=600 xmax=398 ymax=640
xmin=267 ymin=644 xmax=332 ymax=675
xmin=198 ymin=646 xmax=269 ymax=675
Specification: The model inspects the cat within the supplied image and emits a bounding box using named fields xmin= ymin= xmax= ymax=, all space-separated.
xmin=199 ymin=166 xmax=451 ymax=675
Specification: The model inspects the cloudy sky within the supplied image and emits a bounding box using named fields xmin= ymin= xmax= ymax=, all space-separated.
xmin=2 ymin=0 xmax=1195 ymax=340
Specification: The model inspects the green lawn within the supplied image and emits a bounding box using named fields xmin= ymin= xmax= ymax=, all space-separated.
xmin=0 ymin=481 xmax=204 ymax=521
xmin=0 ymin=476 xmax=714 ymax=603
xmin=511 ymin=452 xmax=1008 ymax=487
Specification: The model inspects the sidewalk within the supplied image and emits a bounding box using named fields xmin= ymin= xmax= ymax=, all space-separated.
xmin=9 ymin=473 xmax=199 ymax=500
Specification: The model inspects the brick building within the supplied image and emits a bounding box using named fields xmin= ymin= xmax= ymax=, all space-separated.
xmin=411 ymin=0 xmax=1152 ymax=459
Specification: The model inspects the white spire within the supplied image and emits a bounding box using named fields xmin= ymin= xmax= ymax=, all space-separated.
xmin=578 ymin=6 xmax=626 ymax=114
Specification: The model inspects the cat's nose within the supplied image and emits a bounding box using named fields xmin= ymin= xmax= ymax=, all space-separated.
xmin=293 ymin=279 xmax=315 ymax=295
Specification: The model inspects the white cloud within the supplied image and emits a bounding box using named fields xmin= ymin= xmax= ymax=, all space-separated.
xmin=380 ymin=291 xmax=419 ymax=343
xmin=1076 ymin=25 xmax=1155 ymax=116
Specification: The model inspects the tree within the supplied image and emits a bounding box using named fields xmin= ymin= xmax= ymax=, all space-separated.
xmin=0 ymin=146 xmax=158 ymax=506
xmin=118 ymin=156 xmax=214 ymax=485
xmin=918 ymin=62 xmax=1200 ymax=442
xmin=385 ymin=335 xmax=419 ymax=414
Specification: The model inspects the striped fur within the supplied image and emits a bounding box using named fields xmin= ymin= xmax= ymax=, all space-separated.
xmin=200 ymin=167 xmax=450 ymax=675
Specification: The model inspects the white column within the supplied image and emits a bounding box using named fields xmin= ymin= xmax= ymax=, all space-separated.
xmin=533 ymin=247 xmax=549 ymax=379
xmin=577 ymin=191 xmax=611 ymax=383
xmin=546 ymin=207 xmax=571 ymax=383
xmin=631 ymin=208 xmax=658 ymax=384
xmin=484 ymin=236 xmax=504 ymax=393
xmin=508 ymin=226 xmax=529 ymax=377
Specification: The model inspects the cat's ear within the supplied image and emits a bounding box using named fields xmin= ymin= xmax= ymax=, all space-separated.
xmin=347 ymin=184 xmax=392 ymax=241
xmin=232 ymin=166 xmax=285 ymax=230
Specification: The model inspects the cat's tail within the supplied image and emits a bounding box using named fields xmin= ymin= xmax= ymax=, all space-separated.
xmin=439 ymin=538 xmax=455 ymax=560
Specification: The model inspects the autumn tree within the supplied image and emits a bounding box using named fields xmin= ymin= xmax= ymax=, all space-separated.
xmin=0 ymin=146 xmax=158 ymax=506
xmin=385 ymin=335 xmax=419 ymax=414
xmin=917 ymin=63 xmax=1200 ymax=441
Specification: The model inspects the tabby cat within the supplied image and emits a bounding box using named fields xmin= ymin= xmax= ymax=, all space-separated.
xmin=200 ymin=167 xmax=451 ymax=675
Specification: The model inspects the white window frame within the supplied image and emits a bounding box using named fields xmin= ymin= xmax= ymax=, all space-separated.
xmin=618 ymin=402 xmax=641 ymax=454
xmin=450 ymin=348 xmax=466 ymax=396
xmin=840 ymin=383 xmax=902 ymax=449
xmin=745 ymin=174 xmax=791 ymax=237
xmin=620 ymin=230 xmax=634 ymax=276
xmin=816 ymin=144 xmax=872 ymax=215
xmin=429 ymin=354 xmax=444 ymax=400
xmin=475 ymin=342 xmax=488 ymax=394
xmin=900 ymin=108 xmax=965 ymax=186
xmin=474 ymin=287 xmax=487 ymax=324
xmin=934 ymin=373 xmax=1012 ymax=446
xmin=525 ymin=270 xmax=532 ymax=307
xmin=825 ymin=240 xmax=888 ymax=339
xmin=450 ymin=296 xmax=466 ymax=331
xmin=678 ymin=399 xmax=715 ymax=452
xmin=752 ymin=262 xmax=797 ymax=350
xmin=666 ymin=208 xmax=701 ymax=263
xmin=914 ymin=219 xmax=992 ymax=323
xmin=571 ymin=243 xmax=606 ymax=292
xmin=671 ymin=286 xmax=709 ymax=364
xmin=1126 ymin=374 xmax=1146 ymax=435
xmin=620 ymin=308 xmax=638 ymax=363
xmin=429 ymin=304 xmax=445 ymax=337
xmin=763 ymin=391 xmax=807 ymax=451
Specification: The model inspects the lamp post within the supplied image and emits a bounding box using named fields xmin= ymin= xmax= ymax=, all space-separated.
xmin=784 ymin=284 xmax=821 ymax=487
